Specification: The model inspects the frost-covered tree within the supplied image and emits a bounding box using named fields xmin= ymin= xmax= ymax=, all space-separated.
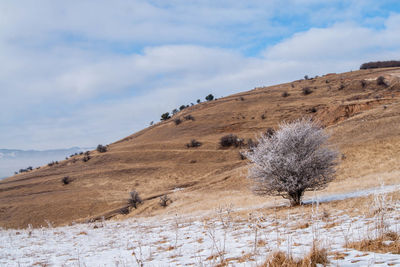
xmin=245 ymin=118 xmax=338 ymax=206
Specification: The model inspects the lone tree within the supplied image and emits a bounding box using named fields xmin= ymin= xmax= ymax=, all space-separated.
xmin=245 ymin=118 xmax=338 ymax=206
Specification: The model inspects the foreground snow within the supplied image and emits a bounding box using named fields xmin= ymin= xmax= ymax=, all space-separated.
xmin=1 ymin=190 xmax=400 ymax=266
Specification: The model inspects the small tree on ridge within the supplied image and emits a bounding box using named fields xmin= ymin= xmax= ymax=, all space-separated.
xmin=245 ymin=118 xmax=338 ymax=206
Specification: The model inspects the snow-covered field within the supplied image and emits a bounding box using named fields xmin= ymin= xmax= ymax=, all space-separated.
xmin=1 ymin=189 xmax=399 ymax=266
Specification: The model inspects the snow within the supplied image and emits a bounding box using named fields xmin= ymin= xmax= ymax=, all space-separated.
xmin=1 ymin=189 xmax=400 ymax=266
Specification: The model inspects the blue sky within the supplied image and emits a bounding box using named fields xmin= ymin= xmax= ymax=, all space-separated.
xmin=1 ymin=0 xmax=400 ymax=150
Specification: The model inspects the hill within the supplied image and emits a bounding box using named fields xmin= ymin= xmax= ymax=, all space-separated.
xmin=1 ymin=67 xmax=400 ymax=229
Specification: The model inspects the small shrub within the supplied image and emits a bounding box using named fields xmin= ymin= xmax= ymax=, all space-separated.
xmin=377 ymin=76 xmax=387 ymax=86
xmin=174 ymin=118 xmax=182 ymax=125
xmin=308 ymin=107 xmax=317 ymax=113
xmin=205 ymin=94 xmax=214 ymax=101
xmin=128 ymin=190 xmax=142 ymax=209
xmin=360 ymin=79 xmax=367 ymax=88
xmin=179 ymin=105 xmax=186 ymax=111
xmin=265 ymin=127 xmax=275 ymax=138
xmin=186 ymin=139 xmax=202 ymax=148
xmin=220 ymin=134 xmax=243 ymax=148
xmin=97 ymin=144 xmax=107 ymax=153
xmin=160 ymin=112 xmax=171 ymax=121
xmin=62 ymin=176 xmax=71 ymax=185
xmin=119 ymin=207 xmax=130 ymax=215
xmin=172 ymin=108 xmax=179 ymax=115
xmin=82 ymin=155 xmax=91 ymax=162
xmin=261 ymin=114 xmax=266 ymax=120
xmin=338 ymin=84 xmax=345 ymax=90
xmin=302 ymin=87 xmax=313 ymax=95
xmin=281 ymin=91 xmax=290 ymax=97
xmin=304 ymin=75 xmax=309 ymax=80
xmin=184 ymin=115 xmax=195 ymax=121
xmin=240 ymin=96 xmax=245 ymax=101
xmin=159 ymin=195 xmax=171 ymax=207
xmin=196 ymin=99 xmax=201 ymax=104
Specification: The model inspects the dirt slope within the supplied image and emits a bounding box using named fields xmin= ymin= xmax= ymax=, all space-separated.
xmin=1 ymin=68 xmax=400 ymax=229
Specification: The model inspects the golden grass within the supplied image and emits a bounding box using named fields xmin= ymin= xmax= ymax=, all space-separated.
xmin=347 ymin=231 xmax=400 ymax=254
xmin=261 ymin=245 xmax=329 ymax=267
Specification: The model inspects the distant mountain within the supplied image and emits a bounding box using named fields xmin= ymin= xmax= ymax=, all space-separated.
xmin=0 ymin=147 xmax=91 ymax=179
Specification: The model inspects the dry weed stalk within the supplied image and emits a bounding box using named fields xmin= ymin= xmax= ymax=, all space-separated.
xmin=347 ymin=187 xmax=400 ymax=254
xmin=248 ymin=212 xmax=263 ymax=255
xmin=204 ymin=205 xmax=233 ymax=265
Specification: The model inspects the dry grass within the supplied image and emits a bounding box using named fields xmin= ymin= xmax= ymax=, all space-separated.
xmin=347 ymin=231 xmax=400 ymax=254
xmin=329 ymin=251 xmax=348 ymax=260
xmin=261 ymin=245 xmax=329 ymax=267
xmin=292 ymin=222 xmax=310 ymax=230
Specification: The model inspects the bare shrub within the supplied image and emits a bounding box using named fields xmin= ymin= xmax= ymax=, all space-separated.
xmin=220 ymin=134 xmax=243 ymax=148
xmin=159 ymin=195 xmax=171 ymax=207
xmin=62 ymin=176 xmax=71 ymax=185
xmin=184 ymin=115 xmax=195 ymax=121
xmin=96 ymin=144 xmax=107 ymax=153
xmin=308 ymin=107 xmax=317 ymax=113
xmin=128 ymin=190 xmax=142 ymax=209
xmin=360 ymin=79 xmax=367 ymax=88
xmin=377 ymin=76 xmax=387 ymax=86
xmin=186 ymin=139 xmax=202 ymax=148
xmin=302 ymin=87 xmax=313 ymax=95
xmin=82 ymin=155 xmax=91 ymax=162
xmin=245 ymin=118 xmax=338 ymax=206
xmin=174 ymin=118 xmax=182 ymax=125
xmin=265 ymin=127 xmax=275 ymax=138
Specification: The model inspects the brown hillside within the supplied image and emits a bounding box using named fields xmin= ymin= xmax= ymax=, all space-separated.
xmin=1 ymin=68 xmax=400 ymax=229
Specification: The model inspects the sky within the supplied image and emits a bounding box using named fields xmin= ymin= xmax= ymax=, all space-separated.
xmin=1 ymin=0 xmax=400 ymax=150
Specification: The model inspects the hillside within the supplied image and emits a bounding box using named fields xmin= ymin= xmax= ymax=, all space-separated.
xmin=1 ymin=68 xmax=400 ymax=229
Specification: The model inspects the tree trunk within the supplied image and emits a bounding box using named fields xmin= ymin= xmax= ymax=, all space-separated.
xmin=288 ymin=190 xmax=304 ymax=206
